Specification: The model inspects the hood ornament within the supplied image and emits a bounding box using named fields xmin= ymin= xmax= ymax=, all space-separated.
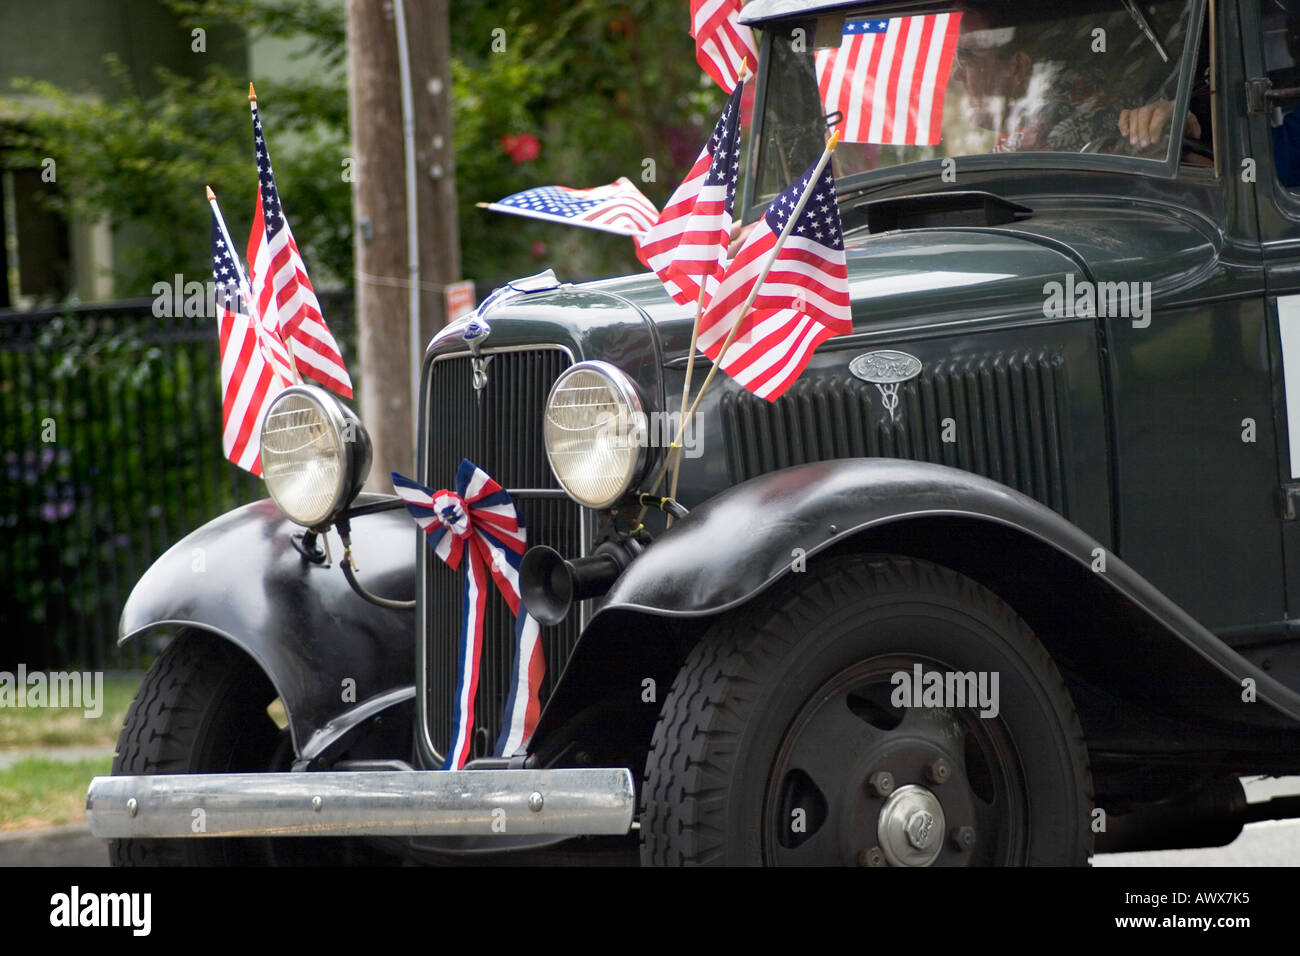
xmin=462 ymin=316 xmax=492 ymax=393
xmin=850 ymin=349 xmax=922 ymax=421
xmin=429 ymin=269 xmax=562 ymax=395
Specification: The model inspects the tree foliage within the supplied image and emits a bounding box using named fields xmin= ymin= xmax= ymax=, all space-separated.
xmin=2 ymin=0 xmax=718 ymax=296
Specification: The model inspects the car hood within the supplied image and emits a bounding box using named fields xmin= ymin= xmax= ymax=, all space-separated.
xmin=565 ymin=200 xmax=1220 ymax=359
xmin=427 ymin=199 xmax=1220 ymax=368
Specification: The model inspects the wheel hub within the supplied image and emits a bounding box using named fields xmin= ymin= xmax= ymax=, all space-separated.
xmin=877 ymin=784 xmax=946 ymax=867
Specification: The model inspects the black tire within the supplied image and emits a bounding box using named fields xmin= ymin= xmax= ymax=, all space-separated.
xmin=640 ymin=555 xmax=1093 ymax=866
xmin=109 ymin=630 xmax=301 ymax=866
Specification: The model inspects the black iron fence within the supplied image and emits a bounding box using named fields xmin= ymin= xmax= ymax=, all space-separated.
xmin=0 ymin=293 xmax=355 ymax=670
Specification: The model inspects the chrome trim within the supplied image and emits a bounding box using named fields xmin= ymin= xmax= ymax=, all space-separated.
xmin=86 ymin=768 xmax=635 ymax=838
xmin=544 ymin=360 xmax=650 ymax=511
xmin=415 ymin=344 xmax=588 ymax=770
xmin=298 ymin=686 xmax=416 ymax=763
xmin=260 ymin=384 xmax=364 ymax=528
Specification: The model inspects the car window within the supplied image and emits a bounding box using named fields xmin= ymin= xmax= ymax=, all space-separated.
xmin=1263 ymin=0 xmax=1300 ymax=189
xmin=755 ymin=0 xmax=1199 ymax=201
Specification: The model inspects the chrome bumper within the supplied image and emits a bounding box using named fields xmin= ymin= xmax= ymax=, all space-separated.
xmin=86 ymin=768 xmax=635 ymax=839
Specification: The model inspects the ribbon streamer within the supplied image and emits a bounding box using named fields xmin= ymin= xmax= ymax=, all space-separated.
xmin=393 ymin=460 xmax=545 ymax=769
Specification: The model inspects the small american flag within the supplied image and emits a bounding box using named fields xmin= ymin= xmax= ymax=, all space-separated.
xmin=211 ymin=211 xmax=292 ymax=476
xmin=482 ymin=178 xmax=659 ymax=237
xmin=691 ymin=0 xmax=757 ymax=93
xmin=696 ymin=160 xmax=851 ymax=401
xmin=636 ymin=81 xmax=745 ymax=309
xmin=247 ymin=94 xmax=353 ymax=398
xmin=816 ymin=13 xmax=962 ymax=146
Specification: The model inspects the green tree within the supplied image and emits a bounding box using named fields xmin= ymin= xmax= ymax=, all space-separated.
xmin=3 ymin=0 xmax=715 ymax=295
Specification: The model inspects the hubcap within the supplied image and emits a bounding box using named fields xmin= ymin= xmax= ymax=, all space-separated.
xmin=878 ymin=784 xmax=945 ymax=867
xmin=763 ymin=655 xmax=1028 ymax=866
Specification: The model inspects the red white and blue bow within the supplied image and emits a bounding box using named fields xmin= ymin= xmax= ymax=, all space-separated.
xmin=393 ymin=461 xmax=545 ymax=770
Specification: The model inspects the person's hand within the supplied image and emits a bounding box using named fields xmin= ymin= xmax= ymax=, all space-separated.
xmin=728 ymin=219 xmax=757 ymax=258
xmin=1117 ymin=99 xmax=1201 ymax=148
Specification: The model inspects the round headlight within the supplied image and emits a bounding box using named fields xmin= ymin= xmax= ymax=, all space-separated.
xmin=544 ymin=361 xmax=648 ymax=510
xmin=260 ymin=385 xmax=372 ymax=527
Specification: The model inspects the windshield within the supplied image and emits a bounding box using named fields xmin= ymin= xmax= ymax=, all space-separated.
xmin=754 ymin=0 xmax=1199 ymax=201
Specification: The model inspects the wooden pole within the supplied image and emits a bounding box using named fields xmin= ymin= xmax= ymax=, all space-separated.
xmin=346 ymin=0 xmax=459 ymax=485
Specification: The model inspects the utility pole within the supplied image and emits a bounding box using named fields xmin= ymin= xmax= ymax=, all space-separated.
xmin=346 ymin=0 xmax=460 ymax=483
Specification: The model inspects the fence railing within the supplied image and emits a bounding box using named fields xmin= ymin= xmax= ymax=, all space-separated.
xmin=0 ymin=293 xmax=356 ymax=670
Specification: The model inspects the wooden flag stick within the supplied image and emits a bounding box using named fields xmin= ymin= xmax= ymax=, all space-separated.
xmin=240 ymin=86 xmax=302 ymax=380
xmin=662 ymin=57 xmax=753 ymax=518
xmin=206 ymin=185 xmax=301 ymax=384
xmin=644 ymin=129 xmax=841 ymax=511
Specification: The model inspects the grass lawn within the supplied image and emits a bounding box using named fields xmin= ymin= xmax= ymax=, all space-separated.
xmin=0 ymin=673 xmax=140 ymax=749
xmin=0 ymin=673 xmax=141 ymax=830
xmin=0 ymin=756 xmax=114 ymax=831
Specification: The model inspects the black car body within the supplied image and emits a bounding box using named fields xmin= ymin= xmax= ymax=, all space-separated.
xmin=93 ymin=0 xmax=1300 ymax=865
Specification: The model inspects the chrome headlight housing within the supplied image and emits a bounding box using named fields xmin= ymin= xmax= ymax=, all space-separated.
xmin=260 ymin=385 xmax=372 ymax=528
xmin=543 ymin=361 xmax=649 ymax=510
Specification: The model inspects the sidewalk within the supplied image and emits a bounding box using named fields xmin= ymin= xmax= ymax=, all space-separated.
xmin=0 ymin=825 xmax=107 ymax=866
xmin=0 ymin=746 xmax=114 ymax=772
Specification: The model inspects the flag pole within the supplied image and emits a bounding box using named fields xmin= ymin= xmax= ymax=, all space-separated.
xmin=207 ymin=185 xmax=257 ymax=317
xmin=206 ymin=184 xmax=301 ymax=384
xmin=245 ymin=84 xmax=300 ymax=380
xmin=683 ymin=130 xmax=839 ymax=426
xmin=644 ymin=129 xmax=841 ymax=516
xmin=244 ymin=84 xmax=304 ymax=384
xmin=663 ymin=59 xmax=749 ymax=521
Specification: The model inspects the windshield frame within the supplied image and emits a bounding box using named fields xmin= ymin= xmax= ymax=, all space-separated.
xmin=740 ymin=0 xmax=1208 ymax=220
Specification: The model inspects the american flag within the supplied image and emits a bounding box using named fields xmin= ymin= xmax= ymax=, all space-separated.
xmin=211 ymin=211 xmax=293 ymax=476
xmin=691 ymin=0 xmax=757 ymax=93
xmin=696 ymin=160 xmax=851 ymax=401
xmin=247 ymin=96 xmax=353 ymax=398
xmin=482 ymin=178 xmax=659 ymax=237
xmin=636 ymin=81 xmax=745 ymax=309
xmin=816 ymin=14 xmax=962 ymax=146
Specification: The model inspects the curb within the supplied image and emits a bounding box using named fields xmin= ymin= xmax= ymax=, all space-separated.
xmin=0 ymin=823 xmax=95 ymax=844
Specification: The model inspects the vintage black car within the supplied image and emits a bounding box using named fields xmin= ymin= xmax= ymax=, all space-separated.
xmin=89 ymin=0 xmax=1300 ymax=866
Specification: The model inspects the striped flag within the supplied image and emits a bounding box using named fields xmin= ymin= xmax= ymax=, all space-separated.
xmin=691 ymin=0 xmax=757 ymax=93
xmin=636 ymin=81 xmax=745 ymax=309
xmin=696 ymin=159 xmax=851 ymax=401
xmin=816 ymin=13 xmax=962 ymax=146
xmin=211 ymin=211 xmax=292 ymax=476
xmin=481 ymin=178 xmax=660 ymax=237
xmin=247 ymin=92 xmax=353 ymax=398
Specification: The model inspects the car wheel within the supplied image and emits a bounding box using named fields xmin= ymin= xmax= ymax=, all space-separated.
xmin=108 ymin=629 xmax=373 ymax=866
xmin=639 ymin=554 xmax=1093 ymax=866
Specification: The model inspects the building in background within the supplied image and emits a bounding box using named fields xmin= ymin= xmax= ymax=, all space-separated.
xmin=0 ymin=0 xmax=337 ymax=309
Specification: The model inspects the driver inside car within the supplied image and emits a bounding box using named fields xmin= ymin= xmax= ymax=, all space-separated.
xmin=953 ymin=7 xmax=1143 ymax=153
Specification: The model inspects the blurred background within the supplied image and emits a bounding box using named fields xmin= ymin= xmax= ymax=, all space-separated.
xmin=0 ymin=0 xmax=715 ymax=834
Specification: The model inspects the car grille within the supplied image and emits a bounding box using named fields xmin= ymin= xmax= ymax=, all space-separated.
xmin=421 ymin=347 xmax=584 ymax=761
xmin=722 ymin=349 xmax=1072 ymax=517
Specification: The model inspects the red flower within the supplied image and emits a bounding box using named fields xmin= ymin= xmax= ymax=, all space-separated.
xmin=500 ymin=133 xmax=540 ymax=164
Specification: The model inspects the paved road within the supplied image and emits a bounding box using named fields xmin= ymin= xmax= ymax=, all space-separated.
xmin=1094 ymin=775 xmax=1300 ymax=867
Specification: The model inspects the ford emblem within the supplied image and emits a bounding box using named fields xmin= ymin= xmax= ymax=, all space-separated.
xmin=849 ymin=349 xmax=922 ymax=384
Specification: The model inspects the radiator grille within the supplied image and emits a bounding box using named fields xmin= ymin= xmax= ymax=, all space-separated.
xmin=422 ymin=348 xmax=583 ymax=760
xmin=722 ymin=350 xmax=1071 ymax=515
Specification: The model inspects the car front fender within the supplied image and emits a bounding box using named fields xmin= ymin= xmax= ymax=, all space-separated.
xmin=119 ymin=495 xmax=416 ymax=759
xmin=532 ymin=459 xmax=1300 ymax=750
